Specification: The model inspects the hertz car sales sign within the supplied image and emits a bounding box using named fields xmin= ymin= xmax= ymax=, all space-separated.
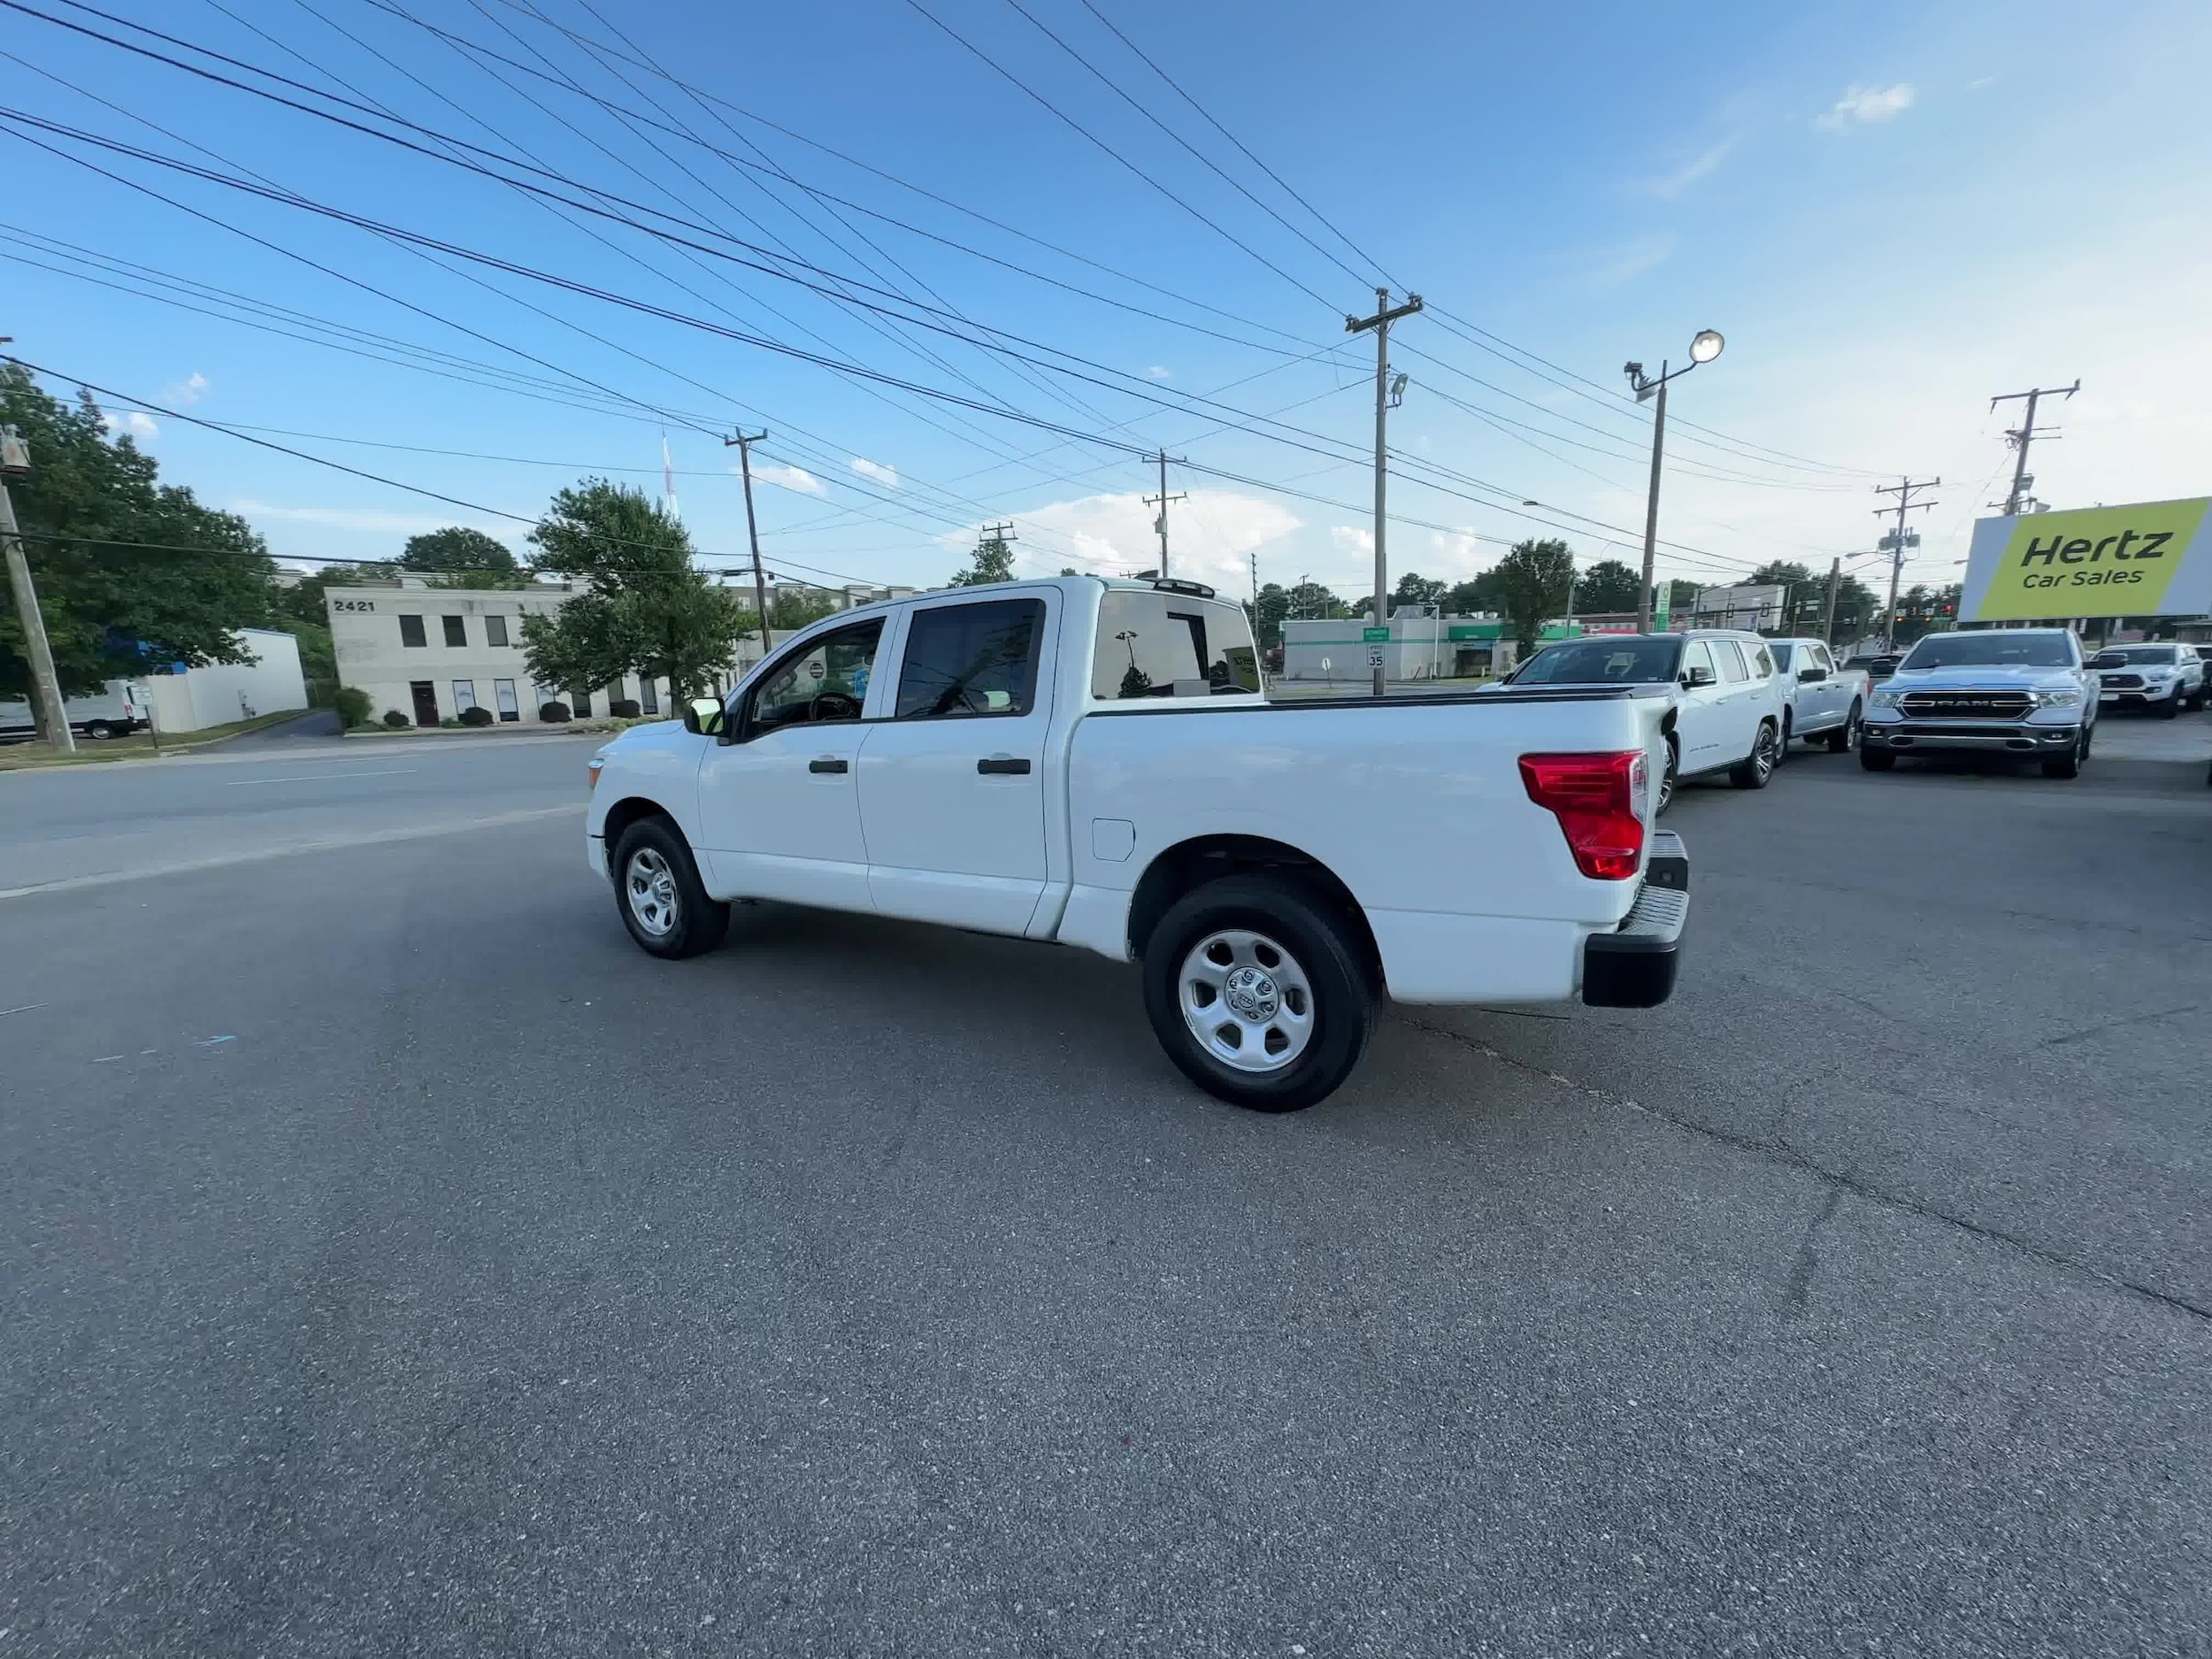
xmin=1960 ymin=496 xmax=2212 ymax=622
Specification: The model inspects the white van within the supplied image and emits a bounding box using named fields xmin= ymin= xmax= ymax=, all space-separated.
xmin=0 ymin=679 xmax=151 ymax=741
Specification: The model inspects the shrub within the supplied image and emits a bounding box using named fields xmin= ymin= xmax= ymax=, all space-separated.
xmin=609 ymin=698 xmax=641 ymax=718
xmin=382 ymin=709 xmax=411 ymax=728
xmin=538 ymin=701 xmax=572 ymax=723
xmin=458 ymin=705 xmax=495 ymax=727
xmin=334 ymin=687 xmax=373 ymax=729
xmin=439 ymin=716 xmax=463 ymax=728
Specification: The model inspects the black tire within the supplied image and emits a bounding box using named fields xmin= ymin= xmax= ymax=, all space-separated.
xmin=2161 ymin=686 xmax=2184 ymax=719
xmin=2041 ymin=726 xmax=2087 ymax=780
xmin=1824 ymin=702 xmax=1861 ymax=751
xmin=1729 ymin=720 xmax=1780 ymax=789
xmin=1775 ymin=712 xmax=1791 ymax=766
xmin=1656 ymin=735 xmax=1679 ymax=815
xmin=1860 ymin=748 xmax=1896 ymax=772
xmin=83 ymin=720 xmax=113 ymax=740
xmin=1141 ymin=874 xmax=1375 ymax=1113
xmin=611 ymin=818 xmax=729 ymax=958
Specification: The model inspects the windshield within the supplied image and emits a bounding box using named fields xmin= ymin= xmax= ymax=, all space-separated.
xmin=2089 ymin=646 xmax=2177 ymax=666
xmin=1512 ymin=638 xmax=1681 ymax=685
xmin=1900 ymin=634 xmax=2076 ymax=671
xmin=1091 ymin=589 xmax=1260 ymax=698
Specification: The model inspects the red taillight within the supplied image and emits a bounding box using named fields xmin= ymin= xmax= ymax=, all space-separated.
xmin=1518 ymin=750 xmax=1647 ymax=880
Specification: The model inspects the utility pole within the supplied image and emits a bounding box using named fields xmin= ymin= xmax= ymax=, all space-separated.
xmin=1347 ymin=287 xmax=1422 ymax=695
xmin=0 ymin=396 xmax=74 ymax=752
xmin=1820 ymin=556 xmax=1841 ymax=646
xmin=722 ymin=430 xmax=774 ymax=658
xmin=1991 ymin=380 xmax=2078 ymax=516
xmin=1873 ymin=477 xmax=1940 ymax=650
xmin=1144 ymin=450 xmax=1187 ymax=580
xmin=1624 ymin=331 xmax=1725 ymax=634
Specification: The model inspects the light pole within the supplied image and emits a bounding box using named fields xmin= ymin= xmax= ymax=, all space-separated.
xmin=1625 ymin=329 xmax=1724 ymax=633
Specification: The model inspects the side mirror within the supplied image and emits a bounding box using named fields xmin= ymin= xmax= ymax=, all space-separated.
xmin=1683 ymin=665 xmax=1717 ymax=688
xmin=681 ymin=697 xmax=725 ymax=737
xmin=1798 ymin=665 xmax=1827 ymax=683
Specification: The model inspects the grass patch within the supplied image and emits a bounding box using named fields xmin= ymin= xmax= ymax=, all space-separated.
xmin=0 ymin=710 xmax=309 ymax=771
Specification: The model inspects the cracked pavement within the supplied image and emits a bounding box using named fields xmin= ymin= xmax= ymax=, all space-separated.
xmin=2 ymin=738 xmax=2208 ymax=1656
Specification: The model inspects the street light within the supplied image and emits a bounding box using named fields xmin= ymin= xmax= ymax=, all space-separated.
xmin=1624 ymin=329 xmax=1725 ymax=630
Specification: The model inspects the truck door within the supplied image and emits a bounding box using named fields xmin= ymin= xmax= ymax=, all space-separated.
xmin=694 ymin=618 xmax=884 ymax=913
xmin=857 ymin=594 xmax=1054 ymax=935
xmin=1711 ymin=639 xmax=1761 ymax=760
xmin=1675 ymin=639 xmax=1728 ymax=767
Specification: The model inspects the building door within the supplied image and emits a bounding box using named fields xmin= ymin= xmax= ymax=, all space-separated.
xmin=409 ymin=680 xmax=439 ymax=726
xmin=495 ymin=679 xmax=519 ymax=721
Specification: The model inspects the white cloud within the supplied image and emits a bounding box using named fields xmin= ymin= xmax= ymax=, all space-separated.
xmin=1144 ymin=365 xmax=1173 ymax=380
xmin=942 ymin=491 xmax=1302 ymax=589
xmin=100 ymin=411 xmax=159 ymax=439
xmin=164 ymin=372 xmax=209 ymax=405
xmin=1331 ymin=525 xmax=1374 ymax=557
xmin=1816 ymin=83 xmax=1916 ymax=130
xmin=849 ymin=457 xmax=899 ymax=488
xmin=745 ymin=463 xmax=826 ymax=496
xmin=1647 ymin=137 xmax=1738 ymax=199
xmin=1966 ymin=75 xmax=1998 ymax=92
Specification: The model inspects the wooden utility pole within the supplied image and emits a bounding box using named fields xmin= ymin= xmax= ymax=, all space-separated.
xmin=1991 ymin=380 xmax=2078 ymax=516
xmin=1346 ymin=287 xmax=1422 ymax=695
xmin=1820 ymin=557 xmax=1842 ymax=646
xmin=722 ymin=430 xmax=774 ymax=656
xmin=0 ymin=347 xmax=73 ymax=752
xmin=1143 ymin=450 xmax=1187 ymax=579
xmin=1874 ymin=477 xmax=1941 ymax=649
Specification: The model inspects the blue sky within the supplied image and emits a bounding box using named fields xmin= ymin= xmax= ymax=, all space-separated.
xmin=4 ymin=0 xmax=2208 ymax=607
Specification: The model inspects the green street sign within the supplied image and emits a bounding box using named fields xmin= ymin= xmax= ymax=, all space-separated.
xmin=1361 ymin=626 xmax=1390 ymax=642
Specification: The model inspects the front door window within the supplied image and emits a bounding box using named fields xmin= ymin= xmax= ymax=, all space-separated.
xmin=744 ymin=622 xmax=882 ymax=736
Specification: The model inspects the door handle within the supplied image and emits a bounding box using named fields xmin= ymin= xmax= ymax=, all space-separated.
xmin=976 ymin=756 xmax=1031 ymax=775
xmin=809 ymin=757 xmax=849 ymax=774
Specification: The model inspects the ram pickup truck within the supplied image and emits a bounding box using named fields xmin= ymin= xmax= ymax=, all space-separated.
xmin=1860 ymin=627 xmax=2096 ymax=778
xmin=584 ymin=577 xmax=1691 ymax=1112
xmin=1486 ymin=630 xmax=1787 ymax=810
xmin=1767 ymin=639 xmax=1870 ymax=751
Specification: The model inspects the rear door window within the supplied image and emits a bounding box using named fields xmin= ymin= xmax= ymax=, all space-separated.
xmin=1715 ymin=641 xmax=1749 ymax=682
xmin=1092 ymin=590 xmax=1259 ymax=698
xmin=894 ymin=599 xmax=1044 ymax=719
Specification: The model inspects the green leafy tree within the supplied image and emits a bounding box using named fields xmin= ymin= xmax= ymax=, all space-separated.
xmin=270 ymin=562 xmax=393 ymax=630
xmin=1890 ymin=583 xmax=1962 ymax=647
xmin=1575 ymin=558 xmax=1643 ymax=614
xmin=1251 ymin=581 xmax=1290 ymax=650
xmin=948 ymin=536 xmax=1016 ymax=588
xmin=400 ymin=526 xmax=530 ymax=588
xmin=1391 ymin=572 xmax=1448 ymax=611
xmin=0 ymin=366 xmax=273 ymax=723
xmin=1492 ymin=538 xmax=1577 ymax=657
xmin=1442 ymin=574 xmax=1500 ymax=616
xmin=1284 ymin=580 xmax=1349 ymax=620
xmin=520 ymin=480 xmax=748 ymax=702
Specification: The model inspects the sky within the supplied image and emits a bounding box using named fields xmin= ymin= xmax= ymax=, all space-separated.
xmin=4 ymin=0 xmax=2208 ymax=610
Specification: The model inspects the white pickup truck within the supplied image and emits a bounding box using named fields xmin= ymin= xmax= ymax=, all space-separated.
xmin=585 ymin=577 xmax=1690 ymax=1111
xmin=1767 ymin=639 xmax=1870 ymax=752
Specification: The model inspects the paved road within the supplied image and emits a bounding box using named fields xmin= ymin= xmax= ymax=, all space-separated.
xmin=3 ymin=740 xmax=2207 ymax=1656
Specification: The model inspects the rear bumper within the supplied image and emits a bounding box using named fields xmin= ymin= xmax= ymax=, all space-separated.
xmin=1582 ymin=831 xmax=1687 ymax=1010
xmin=1861 ymin=720 xmax=2081 ymax=753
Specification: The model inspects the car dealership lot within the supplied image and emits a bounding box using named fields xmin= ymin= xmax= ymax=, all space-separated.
xmin=2 ymin=736 xmax=2207 ymax=1656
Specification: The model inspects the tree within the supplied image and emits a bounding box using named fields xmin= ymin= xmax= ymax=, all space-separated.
xmin=520 ymin=480 xmax=749 ymax=702
xmin=270 ymin=562 xmax=392 ymax=630
xmin=1443 ymin=573 xmax=1501 ymax=616
xmin=1391 ymin=571 xmax=1448 ymax=611
xmin=1890 ymin=583 xmax=1962 ymax=647
xmin=1491 ymin=538 xmax=1577 ymax=657
xmin=0 ymin=366 xmax=273 ymax=719
xmin=1664 ymin=579 xmax=1701 ymax=618
xmin=948 ymin=536 xmax=1016 ymax=588
xmin=399 ymin=526 xmax=530 ymax=588
xmin=1284 ymin=580 xmax=1349 ymax=620
xmin=1575 ymin=558 xmax=1643 ymax=615
xmin=1251 ymin=582 xmax=1290 ymax=650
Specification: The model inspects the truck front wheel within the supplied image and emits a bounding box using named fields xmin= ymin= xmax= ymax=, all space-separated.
xmin=611 ymin=818 xmax=729 ymax=958
xmin=1141 ymin=875 xmax=1375 ymax=1113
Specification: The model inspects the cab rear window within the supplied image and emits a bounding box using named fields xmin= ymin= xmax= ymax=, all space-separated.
xmin=1092 ymin=591 xmax=1259 ymax=698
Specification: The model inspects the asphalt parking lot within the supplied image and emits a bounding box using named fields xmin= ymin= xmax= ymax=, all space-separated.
xmin=3 ymin=725 xmax=2208 ymax=1657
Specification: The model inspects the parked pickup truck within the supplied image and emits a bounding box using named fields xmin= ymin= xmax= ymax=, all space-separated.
xmin=1486 ymin=630 xmax=1787 ymax=810
xmin=1859 ymin=627 xmax=2096 ymax=778
xmin=1767 ymin=639 xmax=1870 ymax=751
xmin=2086 ymin=642 xmax=2205 ymax=716
xmin=585 ymin=577 xmax=1691 ymax=1112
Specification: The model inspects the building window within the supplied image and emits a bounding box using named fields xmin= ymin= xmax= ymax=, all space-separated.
xmin=400 ymin=614 xmax=426 ymax=649
xmin=452 ymin=680 xmax=478 ymax=714
xmin=486 ymin=614 xmax=510 ymax=648
xmin=494 ymin=679 xmax=519 ymax=721
xmin=442 ymin=615 xmax=467 ymax=648
xmin=571 ymin=687 xmax=592 ymax=718
xmin=639 ymin=678 xmax=658 ymax=715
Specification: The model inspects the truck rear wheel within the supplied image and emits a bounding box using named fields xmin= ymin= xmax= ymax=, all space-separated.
xmin=1824 ymin=703 xmax=1861 ymax=751
xmin=611 ymin=818 xmax=729 ymax=958
xmin=1729 ymin=721 xmax=1779 ymax=789
xmin=1141 ymin=875 xmax=1374 ymax=1113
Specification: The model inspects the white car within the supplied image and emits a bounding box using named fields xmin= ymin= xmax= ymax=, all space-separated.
xmin=0 ymin=678 xmax=150 ymax=742
xmin=1491 ymin=631 xmax=1789 ymax=810
xmin=2085 ymin=643 xmax=2205 ymax=717
xmin=585 ymin=577 xmax=1691 ymax=1112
